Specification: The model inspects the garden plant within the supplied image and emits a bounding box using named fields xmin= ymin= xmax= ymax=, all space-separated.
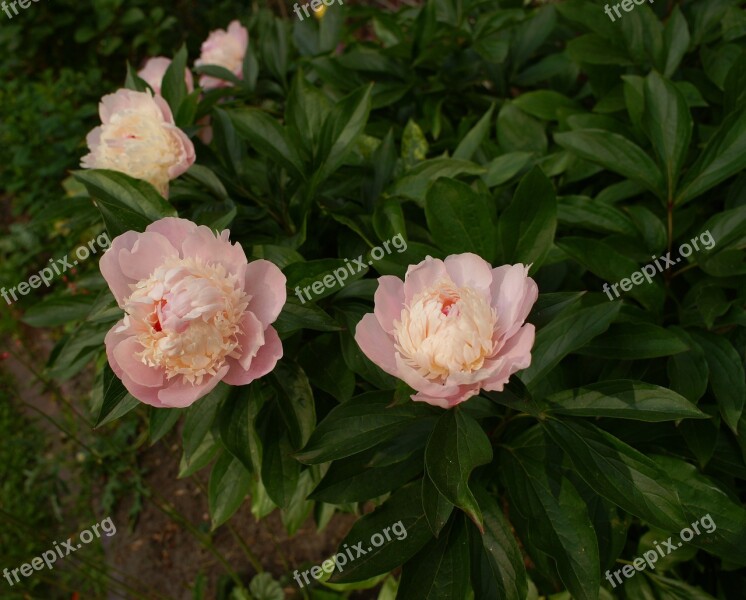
xmin=2 ymin=0 xmax=746 ymax=598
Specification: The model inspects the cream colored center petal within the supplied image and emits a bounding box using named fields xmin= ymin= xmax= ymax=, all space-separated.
xmin=392 ymin=281 xmax=496 ymax=381
xmin=97 ymin=109 xmax=183 ymax=193
xmin=122 ymin=257 xmax=249 ymax=384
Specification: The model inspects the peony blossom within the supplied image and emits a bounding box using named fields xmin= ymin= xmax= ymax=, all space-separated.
xmin=81 ymin=89 xmax=195 ymax=197
xmin=137 ymin=56 xmax=195 ymax=95
xmin=195 ymin=20 xmax=248 ymax=90
xmin=355 ymin=253 xmax=537 ymax=408
xmin=100 ymin=217 xmax=286 ymax=408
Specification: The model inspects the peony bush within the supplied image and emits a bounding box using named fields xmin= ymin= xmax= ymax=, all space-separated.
xmin=26 ymin=0 xmax=746 ymax=598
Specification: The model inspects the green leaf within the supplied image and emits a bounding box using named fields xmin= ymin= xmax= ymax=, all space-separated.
xmin=149 ymin=406 xmax=183 ymax=445
xmin=178 ymin=430 xmax=219 ymax=478
xmin=401 ymin=119 xmax=429 ymax=166
xmin=470 ymin=487 xmax=527 ymax=600
xmin=398 ymin=516 xmax=470 ymax=600
xmin=330 ymin=483 xmax=434 ymax=583
xmin=676 ymin=109 xmax=746 ymax=205
xmin=663 ymin=7 xmax=691 ymax=77
xmin=310 ymin=442 xmax=425 ymax=503
xmin=566 ymin=34 xmax=634 ymax=65
xmin=421 ymin=473 xmax=453 ymax=538
xmin=547 ymin=380 xmax=707 ymax=421
xmin=285 ymin=70 xmax=331 ymax=158
xmin=667 ymin=329 xmax=709 ymax=403
xmin=73 ymin=169 xmax=177 ymax=237
xmin=260 ymin=406 xmax=300 ymax=509
xmin=481 ymin=152 xmax=533 ymax=188
xmin=557 ymin=237 xmax=665 ymax=311
xmin=315 ymin=84 xmax=373 ymax=184
xmin=679 ymin=417 xmax=719 ymax=469
xmin=125 ymin=61 xmax=149 ymax=92
xmin=689 ymin=331 xmax=745 ymax=434
xmin=520 ymin=301 xmax=622 ymax=387
xmin=208 ymin=452 xmax=252 ymax=529
xmin=249 ymin=573 xmax=284 ymax=600
xmin=501 ymin=427 xmax=600 ymax=600
xmin=557 ymin=195 xmax=637 ymax=237
xmin=425 ymin=178 xmax=496 ymax=262
xmin=497 ymin=103 xmax=547 ymax=154
xmin=218 ymin=383 xmax=269 ymax=473
xmin=284 ymin=258 xmax=368 ymax=304
xmin=643 ymin=71 xmax=692 ymax=196
xmin=528 ymin=292 xmax=585 ymax=329
xmin=453 ymin=104 xmax=494 ymax=160
xmin=499 ymin=166 xmax=557 ymax=269
xmin=271 ymin=361 xmax=316 ymax=450
xmin=296 ymin=391 xmax=437 ymax=464
xmin=22 ymin=296 xmax=96 ymax=328
xmin=182 ymin=383 xmax=229 ymax=462
xmin=194 ymin=64 xmax=241 ymax=85
xmin=653 ymin=456 xmax=746 ymax=565
xmin=161 ymin=44 xmax=188 ymax=116
xmin=390 ymin=158 xmax=485 ymax=204
xmin=228 ymin=108 xmax=305 ymax=178
xmin=96 ymin=364 xmax=139 ymax=427
xmin=298 ymin=334 xmax=355 ymax=402
xmin=274 ymin=298 xmax=342 ymax=335
xmin=575 ymin=323 xmax=690 ymax=359
xmin=280 ymin=470 xmax=314 ymax=536
xmin=424 ymin=409 xmax=493 ymax=532
xmin=554 ymin=130 xmax=664 ymax=197
xmin=512 ymin=91 xmax=580 ymax=121
xmin=543 ymin=419 xmax=687 ymax=532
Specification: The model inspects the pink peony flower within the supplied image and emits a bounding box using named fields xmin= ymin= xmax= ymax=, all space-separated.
xmin=355 ymin=253 xmax=538 ymax=408
xmin=81 ymin=89 xmax=195 ymax=197
xmin=195 ymin=20 xmax=248 ymax=90
xmin=100 ymin=217 xmax=286 ymax=408
xmin=137 ymin=56 xmax=195 ymax=95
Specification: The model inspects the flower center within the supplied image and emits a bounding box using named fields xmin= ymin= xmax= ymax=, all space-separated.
xmin=99 ymin=110 xmax=183 ymax=190
xmin=392 ymin=280 xmax=497 ymax=381
xmin=120 ymin=257 xmax=249 ymax=384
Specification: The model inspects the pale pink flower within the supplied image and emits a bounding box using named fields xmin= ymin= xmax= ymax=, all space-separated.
xmin=195 ymin=20 xmax=248 ymax=90
xmin=137 ymin=56 xmax=195 ymax=95
xmin=355 ymin=254 xmax=537 ymax=408
xmin=100 ymin=217 xmax=286 ymax=408
xmin=81 ymin=89 xmax=195 ymax=197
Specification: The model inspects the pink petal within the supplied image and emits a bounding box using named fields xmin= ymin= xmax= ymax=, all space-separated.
xmin=156 ymin=366 xmax=229 ymax=408
xmin=181 ymin=226 xmax=248 ymax=276
xmin=105 ymin=325 xmax=164 ymax=407
xmin=235 ymin=311 xmax=265 ymax=370
xmin=490 ymin=264 xmax=538 ymax=341
xmin=482 ymin=324 xmax=535 ymax=392
xmin=117 ymin=231 xmax=179 ymax=282
xmin=354 ymin=313 xmax=399 ymax=375
xmin=146 ymin=217 xmax=199 ymax=256
xmin=112 ymin=337 xmax=163 ymax=388
xmin=444 ymin=253 xmax=494 ymax=296
xmin=403 ymin=257 xmax=449 ymax=303
xmin=99 ymin=231 xmax=141 ymax=306
xmin=223 ymin=325 xmax=283 ymax=385
xmin=374 ymin=276 xmax=405 ymax=333
xmin=166 ymin=126 xmax=196 ymax=179
xmin=243 ymin=260 xmax=287 ymax=328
